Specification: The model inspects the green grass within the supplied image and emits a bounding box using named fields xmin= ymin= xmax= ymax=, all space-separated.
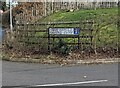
xmin=36 ymin=8 xmax=118 ymax=48
xmin=39 ymin=7 xmax=118 ymax=22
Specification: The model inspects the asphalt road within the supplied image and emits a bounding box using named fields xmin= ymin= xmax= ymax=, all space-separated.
xmin=2 ymin=61 xmax=119 ymax=87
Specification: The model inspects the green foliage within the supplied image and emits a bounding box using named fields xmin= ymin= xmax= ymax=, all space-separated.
xmin=38 ymin=7 xmax=118 ymax=49
xmin=52 ymin=39 xmax=71 ymax=55
xmin=0 ymin=1 xmax=7 ymax=11
xmin=39 ymin=7 xmax=118 ymax=22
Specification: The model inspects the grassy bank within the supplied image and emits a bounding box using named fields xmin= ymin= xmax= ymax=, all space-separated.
xmin=36 ymin=7 xmax=118 ymax=48
xmin=2 ymin=8 xmax=119 ymax=63
xmin=39 ymin=7 xmax=117 ymax=22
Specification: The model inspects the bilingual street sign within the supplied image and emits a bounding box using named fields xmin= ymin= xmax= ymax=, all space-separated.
xmin=49 ymin=28 xmax=80 ymax=35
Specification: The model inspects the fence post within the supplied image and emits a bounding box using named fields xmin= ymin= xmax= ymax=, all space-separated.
xmin=78 ymin=35 xmax=80 ymax=49
xmin=48 ymin=27 xmax=50 ymax=53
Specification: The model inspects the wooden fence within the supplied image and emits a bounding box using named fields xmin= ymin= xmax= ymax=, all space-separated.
xmin=3 ymin=20 xmax=119 ymax=58
xmin=13 ymin=20 xmax=94 ymax=55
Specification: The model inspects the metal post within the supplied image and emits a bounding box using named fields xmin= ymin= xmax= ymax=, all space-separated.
xmin=78 ymin=34 xmax=80 ymax=49
xmin=10 ymin=0 xmax=13 ymax=33
xmin=48 ymin=28 xmax=50 ymax=53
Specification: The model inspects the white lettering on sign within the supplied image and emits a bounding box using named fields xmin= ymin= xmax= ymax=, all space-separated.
xmin=49 ymin=28 xmax=79 ymax=35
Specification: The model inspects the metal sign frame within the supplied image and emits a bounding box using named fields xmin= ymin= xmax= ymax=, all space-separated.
xmin=48 ymin=27 xmax=80 ymax=53
xmin=48 ymin=27 xmax=80 ymax=35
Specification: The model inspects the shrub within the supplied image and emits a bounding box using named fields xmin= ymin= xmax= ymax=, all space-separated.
xmin=52 ymin=39 xmax=71 ymax=55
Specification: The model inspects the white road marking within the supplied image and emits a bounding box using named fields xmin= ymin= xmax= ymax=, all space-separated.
xmin=32 ymin=80 xmax=108 ymax=86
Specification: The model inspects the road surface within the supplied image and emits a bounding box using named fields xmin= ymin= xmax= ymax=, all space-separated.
xmin=2 ymin=61 xmax=119 ymax=87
